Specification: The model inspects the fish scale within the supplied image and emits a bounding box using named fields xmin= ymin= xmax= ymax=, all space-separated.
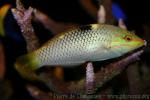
xmin=34 ymin=25 xmax=111 ymax=66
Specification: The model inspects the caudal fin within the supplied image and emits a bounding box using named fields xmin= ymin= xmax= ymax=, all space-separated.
xmin=15 ymin=53 xmax=42 ymax=81
xmin=0 ymin=4 xmax=10 ymax=36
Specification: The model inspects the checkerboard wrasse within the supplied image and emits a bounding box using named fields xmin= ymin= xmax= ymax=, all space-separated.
xmin=15 ymin=24 xmax=146 ymax=79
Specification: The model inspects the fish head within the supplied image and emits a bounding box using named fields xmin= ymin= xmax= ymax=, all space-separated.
xmin=110 ymin=28 xmax=146 ymax=56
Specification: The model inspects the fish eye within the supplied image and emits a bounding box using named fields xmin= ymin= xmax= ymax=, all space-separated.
xmin=124 ymin=35 xmax=132 ymax=41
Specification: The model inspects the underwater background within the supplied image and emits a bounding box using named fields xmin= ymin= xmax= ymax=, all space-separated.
xmin=0 ymin=0 xmax=150 ymax=100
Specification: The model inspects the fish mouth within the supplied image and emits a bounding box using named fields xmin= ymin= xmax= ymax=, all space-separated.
xmin=123 ymin=40 xmax=146 ymax=57
xmin=133 ymin=40 xmax=146 ymax=52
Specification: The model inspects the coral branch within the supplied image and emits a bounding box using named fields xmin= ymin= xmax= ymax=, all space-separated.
xmin=127 ymin=63 xmax=141 ymax=94
xmin=94 ymin=50 xmax=143 ymax=89
xmin=97 ymin=5 xmax=106 ymax=24
xmin=16 ymin=0 xmax=25 ymax=11
xmin=118 ymin=19 xmax=127 ymax=29
xmin=86 ymin=62 xmax=95 ymax=94
xmin=11 ymin=0 xmax=39 ymax=52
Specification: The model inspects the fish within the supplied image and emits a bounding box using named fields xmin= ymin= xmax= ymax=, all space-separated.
xmin=0 ymin=4 xmax=23 ymax=42
xmin=15 ymin=24 xmax=145 ymax=80
xmin=112 ymin=3 xmax=126 ymax=20
xmin=0 ymin=4 xmax=10 ymax=36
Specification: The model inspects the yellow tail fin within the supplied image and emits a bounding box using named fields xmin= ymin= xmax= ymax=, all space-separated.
xmin=0 ymin=4 xmax=10 ymax=36
xmin=15 ymin=54 xmax=57 ymax=91
xmin=15 ymin=53 xmax=42 ymax=81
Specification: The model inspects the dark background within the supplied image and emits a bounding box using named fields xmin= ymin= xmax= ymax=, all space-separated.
xmin=0 ymin=0 xmax=150 ymax=100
